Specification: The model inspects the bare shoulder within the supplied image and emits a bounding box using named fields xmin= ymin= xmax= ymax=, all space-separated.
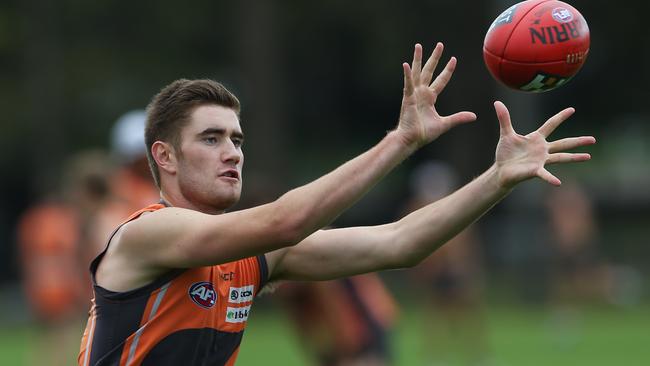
xmin=95 ymin=207 xmax=208 ymax=291
xmin=108 ymin=207 xmax=219 ymax=266
xmin=97 ymin=201 xmax=303 ymax=289
xmin=129 ymin=206 xmax=213 ymax=230
xmin=118 ymin=207 xmax=210 ymax=243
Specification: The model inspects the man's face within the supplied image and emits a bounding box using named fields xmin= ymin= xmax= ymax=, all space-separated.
xmin=176 ymin=104 xmax=244 ymax=212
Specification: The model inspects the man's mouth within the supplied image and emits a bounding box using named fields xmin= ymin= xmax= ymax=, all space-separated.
xmin=219 ymin=170 xmax=240 ymax=180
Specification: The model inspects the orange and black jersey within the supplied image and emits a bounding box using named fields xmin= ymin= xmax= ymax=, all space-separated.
xmin=78 ymin=204 xmax=269 ymax=366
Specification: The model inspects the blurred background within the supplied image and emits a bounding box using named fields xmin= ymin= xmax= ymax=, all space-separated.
xmin=1 ymin=0 xmax=649 ymax=365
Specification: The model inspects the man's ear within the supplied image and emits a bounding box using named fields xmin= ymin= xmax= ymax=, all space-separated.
xmin=152 ymin=141 xmax=177 ymax=175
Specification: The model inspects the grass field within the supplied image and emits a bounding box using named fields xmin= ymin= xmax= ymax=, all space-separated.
xmin=1 ymin=302 xmax=648 ymax=365
xmin=238 ymin=302 xmax=650 ymax=366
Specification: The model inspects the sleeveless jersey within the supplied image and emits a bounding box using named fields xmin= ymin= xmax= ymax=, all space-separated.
xmin=78 ymin=204 xmax=269 ymax=366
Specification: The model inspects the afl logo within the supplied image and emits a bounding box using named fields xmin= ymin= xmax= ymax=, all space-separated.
xmin=189 ymin=281 xmax=217 ymax=309
xmin=551 ymin=7 xmax=573 ymax=23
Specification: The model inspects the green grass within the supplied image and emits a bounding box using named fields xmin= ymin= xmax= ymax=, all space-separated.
xmin=482 ymin=306 xmax=650 ymax=366
xmin=239 ymin=303 xmax=650 ymax=366
xmin=2 ymin=303 xmax=649 ymax=365
xmin=0 ymin=327 xmax=31 ymax=365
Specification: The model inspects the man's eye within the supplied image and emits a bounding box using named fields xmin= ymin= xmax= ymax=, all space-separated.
xmin=232 ymin=139 xmax=243 ymax=148
xmin=204 ymin=137 xmax=217 ymax=144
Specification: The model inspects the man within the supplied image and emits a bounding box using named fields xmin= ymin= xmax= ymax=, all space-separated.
xmin=85 ymin=111 xmax=161 ymax=259
xmin=277 ymin=273 xmax=399 ymax=366
xmin=108 ymin=110 xmax=161 ymax=212
xmin=19 ymin=150 xmax=113 ymax=366
xmin=78 ymin=43 xmax=595 ymax=365
xmin=401 ymin=160 xmax=488 ymax=365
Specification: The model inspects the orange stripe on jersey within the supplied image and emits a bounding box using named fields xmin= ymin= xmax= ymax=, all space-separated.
xmin=78 ymin=301 xmax=97 ymax=366
xmin=124 ymin=203 xmax=165 ymax=222
xmin=119 ymin=282 xmax=171 ymax=366
xmin=225 ymin=347 xmax=240 ymax=366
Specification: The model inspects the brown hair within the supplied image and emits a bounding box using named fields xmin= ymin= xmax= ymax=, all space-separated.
xmin=145 ymin=79 xmax=241 ymax=188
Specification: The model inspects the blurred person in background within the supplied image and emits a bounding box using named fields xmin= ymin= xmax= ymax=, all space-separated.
xmin=543 ymin=181 xmax=621 ymax=347
xmin=86 ymin=110 xmax=160 ymax=257
xmin=17 ymin=150 xmax=114 ymax=366
xmin=277 ymin=273 xmax=399 ymax=366
xmin=17 ymin=109 xmax=158 ymax=365
xmin=545 ymin=182 xmax=602 ymax=302
xmin=109 ymin=110 xmax=161 ymax=211
xmin=402 ymin=161 xmax=489 ymax=366
xmin=77 ymin=43 xmax=595 ymax=366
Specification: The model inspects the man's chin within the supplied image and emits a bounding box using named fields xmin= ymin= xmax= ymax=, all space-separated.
xmin=210 ymin=193 xmax=240 ymax=212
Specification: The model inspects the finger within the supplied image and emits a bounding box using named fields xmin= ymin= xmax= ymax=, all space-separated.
xmin=421 ymin=42 xmax=444 ymax=86
xmin=402 ymin=62 xmax=414 ymax=97
xmin=537 ymin=107 xmax=575 ymax=138
xmin=411 ymin=43 xmax=423 ymax=84
xmin=546 ymin=152 xmax=592 ymax=165
xmin=429 ymin=57 xmax=456 ymax=95
xmin=494 ymin=101 xmax=515 ymax=136
xmin=442 ymin=111 xmax=477 ymax=127
xmin=537 ymin=167 xmax=562 ymax=186
xmin=548 ymin=136 xmax=596 ymax=153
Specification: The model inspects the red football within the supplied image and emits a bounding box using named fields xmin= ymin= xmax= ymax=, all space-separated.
xmin=483 ymin=0 xmax=590 ymax=92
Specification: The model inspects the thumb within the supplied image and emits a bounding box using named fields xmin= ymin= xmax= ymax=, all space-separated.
xmin=494 ymin=101 xmax=514 ymax=136
xmin=442 ymin=111 xmax=477 ymax=127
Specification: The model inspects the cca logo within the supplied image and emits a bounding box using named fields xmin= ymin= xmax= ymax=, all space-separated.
xmin=189 ymin=281 xmax=217 ymax=309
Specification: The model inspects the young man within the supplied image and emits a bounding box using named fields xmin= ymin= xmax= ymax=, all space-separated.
xmin=78 ymin=43 xmax=595 ymax=365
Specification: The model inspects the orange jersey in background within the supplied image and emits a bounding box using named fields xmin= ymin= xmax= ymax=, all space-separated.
xmin=18 ymin=203 xmax=86 ymax=322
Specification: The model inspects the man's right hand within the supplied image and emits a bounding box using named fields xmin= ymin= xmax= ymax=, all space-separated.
xmin=492 ymin=101 xmax=595 ymax=189
xmin=395 ymin=43 xmax=477 ymax=150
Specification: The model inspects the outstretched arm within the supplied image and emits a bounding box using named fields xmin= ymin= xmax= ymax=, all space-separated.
xmin=112 ymin=43 xmax=474 ymax=273
xmin=271 ymin=42 xmax=476 ymax=242
xmin=268 ymin=102 xmax=596 ymax=281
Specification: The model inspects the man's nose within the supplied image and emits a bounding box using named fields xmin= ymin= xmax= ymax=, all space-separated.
xmin=222 ymin=140 xmax=241 ymax=164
